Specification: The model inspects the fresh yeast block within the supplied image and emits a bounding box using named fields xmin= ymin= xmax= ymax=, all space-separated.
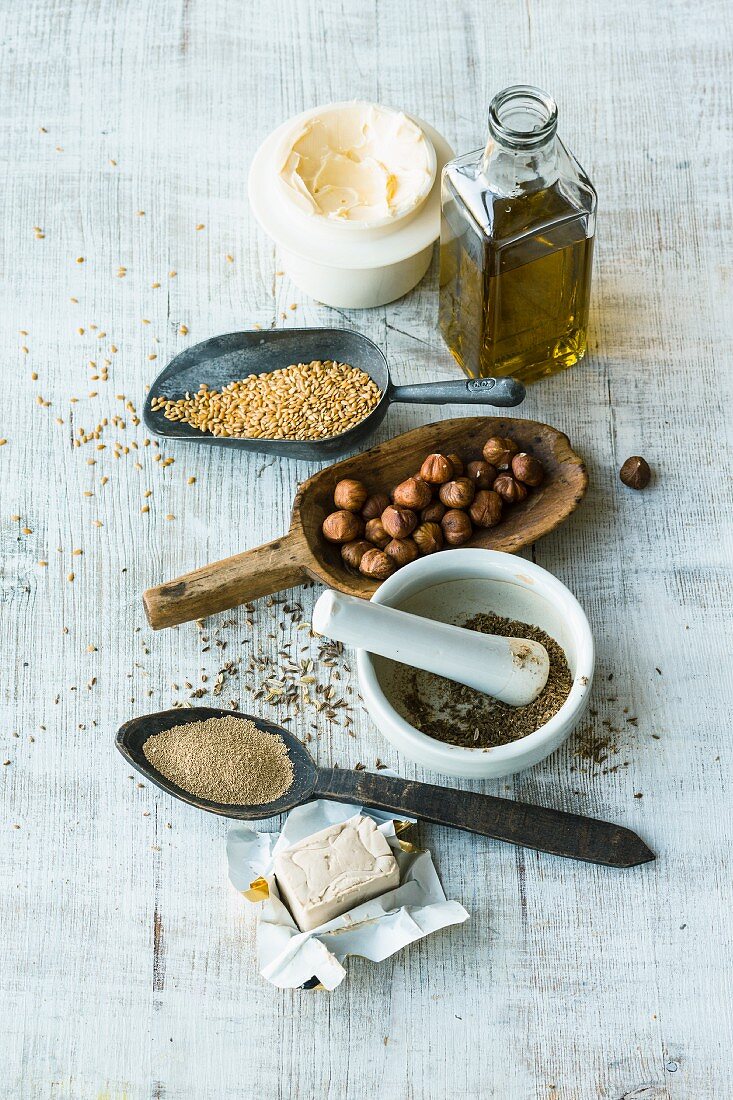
xmin=274 ymin=815 xmax=400 ymax=932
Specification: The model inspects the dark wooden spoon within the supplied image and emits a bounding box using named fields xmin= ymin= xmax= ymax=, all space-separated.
xmin=143 ymin=414 xmax=588 ymax=629
xmin=117 ymin=707 xmax=654 ymax=869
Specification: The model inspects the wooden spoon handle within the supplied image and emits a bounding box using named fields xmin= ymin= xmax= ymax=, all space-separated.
xmin=315 ymin=768 xmax=654 ymax=868
xmin=143 ymin=532 xmax=307 ymax=629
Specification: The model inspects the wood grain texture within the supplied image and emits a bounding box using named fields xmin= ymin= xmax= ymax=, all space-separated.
xmin=1 ymin=0 xmax=732 ymax=1097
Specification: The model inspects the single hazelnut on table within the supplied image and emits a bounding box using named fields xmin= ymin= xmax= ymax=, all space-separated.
xmin=438 ymin=477 xmax=475 ymax=509
xmin=446 ymin=453 xmax=464 ymax=477
xmin=365 ymin=517 xmax=390 ymax=549
xmin=361 ymin=492 xmax=391 ymax=520
xmin=482 ymin=436 xmax=519 ymax=469
xmin=421 ymin=500 xmax=446 ymax=524
xmin=333 ymin=478 xmax=369 ymax=513
xmin=322 ymin=510 xmax=364 ymax=544
xmin=469 ymin=490 xmax=503 ymax=528
xmin=419 ymin=453 xmax=454 ymax=485
xmin=359 ymin=548 xmax=395 ymax=580
xmin=619 ymin=455 xmax=651 ymax=490
xmin=442 ymin=509 xmax=473 ymax=547
xmin=413 ymin=521 xmax=444 ymax=555
xmin=341 ymin=539 xmax=373 ymax=571
xmin=392 ymin=476 xmax=432 ymax=510
xmin=511 ymin=452 xmax=544 ymax=487
xmin=381 ymin=505 xmax=418 ymax=539
xmin=493 ymin=474 xmax=528 ymax=504
xmin=384 ymin=537 xmax=420 ymax=568
xmin=466 ymin=459 xmax=497 ymax=489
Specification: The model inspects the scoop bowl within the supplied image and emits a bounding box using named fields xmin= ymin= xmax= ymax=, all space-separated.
xmin=116 ymin=707 xmax=318 ymax=820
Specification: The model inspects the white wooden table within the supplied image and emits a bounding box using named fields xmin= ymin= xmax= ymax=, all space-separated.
xmin=2 ymin=1 xmax=731 ymax=1096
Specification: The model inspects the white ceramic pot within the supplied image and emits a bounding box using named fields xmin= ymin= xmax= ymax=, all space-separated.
xmin=248 ymin=103 xmax=454 ymax=309
xmin=356 ymin=549 xmax=594 ymax=779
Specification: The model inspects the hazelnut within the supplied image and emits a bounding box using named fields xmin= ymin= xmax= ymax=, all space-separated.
xmin=381 ymin=505 xmax=418 ymax=540
xmin=392 ymin=476 xmax=432 ymax=510
xmin=413 ymin=521 xmax=444 ymax=555
xmin=469 ymin=490 xmax=503 ymax=528
xmin=446 ymin=453 xmax=464 ymax=477
xmin=620 ymin=455 xmax=651 ymax=490
xmin=493 ymin=474 xmax=528 ymax=504
xmin=466 ymin=460 xmax=497 ymax=489
xmin=421 ymin=500 xmax=446 ymax=524
xmin=364 ymin=517 xmax=390 ymax=549
xmin=359 ymin=548 xmax=395 ymax=580
xmin=441 ymin=509 xmax=473 ymax=546
xmin=333 ymin=478 xmax=368 ymax=513
xmin=384 ymin=537 xmax=420 ymax=568
xmin=340 ymin=539 xmax=373 ymax=571
xmin=482 ymin=436 xmax=519 ymax=469
xmin=511 ymin=452 xmax=544 ymax=487
xmin=362 ymin=492 xmax=391 ymax=520
xmin=322 ymin=510 xmax=364 ymax=544
xmin=419 ymin=453 xmax=454 ymax=485
xmin=438 ymin=477 xmax=475 ymax=509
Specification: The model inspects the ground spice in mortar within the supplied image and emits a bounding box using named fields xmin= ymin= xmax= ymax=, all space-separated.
xmin=142 ymin=715 xmax=294 ymax=804
xmin=392 ymin=612 xmax=572 ymax=748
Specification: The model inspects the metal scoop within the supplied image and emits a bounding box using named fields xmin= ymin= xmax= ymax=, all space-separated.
xmin=116 ymin=706 xmax=655 ymax=867
xmin=143 ymin=327 xmax=525 ymax=460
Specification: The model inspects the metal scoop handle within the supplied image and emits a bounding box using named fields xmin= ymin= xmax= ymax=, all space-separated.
xmin=392 ymin=376 xmax=525 ymax=407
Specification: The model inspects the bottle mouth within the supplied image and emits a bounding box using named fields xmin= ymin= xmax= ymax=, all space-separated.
xmin=488 ymin=85 xmax=558 ymax=150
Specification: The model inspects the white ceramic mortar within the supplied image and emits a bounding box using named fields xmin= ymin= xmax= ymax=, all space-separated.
xmin=356 ymin=549 xmax=594 ymax=779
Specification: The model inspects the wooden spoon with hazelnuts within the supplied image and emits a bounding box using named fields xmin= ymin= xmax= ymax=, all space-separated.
xmin=143 ymin=416 xmax=588 ymax=629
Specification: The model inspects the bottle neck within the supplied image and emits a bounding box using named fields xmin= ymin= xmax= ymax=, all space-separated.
xmin=480 ymin=134 xmax=558 ymax=195
xmin=480 ymin=85 xmax=559 ymax=196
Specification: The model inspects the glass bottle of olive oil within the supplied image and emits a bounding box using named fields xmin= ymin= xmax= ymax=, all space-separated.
xmin=439 ymin=86 xmax=597 ymax=384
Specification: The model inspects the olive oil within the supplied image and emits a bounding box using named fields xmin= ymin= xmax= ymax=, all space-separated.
xmin=439 ymin=86 xmax=597 ymax=385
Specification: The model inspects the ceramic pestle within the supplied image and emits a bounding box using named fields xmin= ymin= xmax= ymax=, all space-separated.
xmin=312 ymin=590 xmax=550 ymax=707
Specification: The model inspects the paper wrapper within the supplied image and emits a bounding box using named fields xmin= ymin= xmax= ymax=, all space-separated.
xmin=227 ymin=798 xmax=470 ymax=990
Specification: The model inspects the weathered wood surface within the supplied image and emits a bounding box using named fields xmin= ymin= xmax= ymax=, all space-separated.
xmin=1 ymin=0 xmax=731 ymax=1097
